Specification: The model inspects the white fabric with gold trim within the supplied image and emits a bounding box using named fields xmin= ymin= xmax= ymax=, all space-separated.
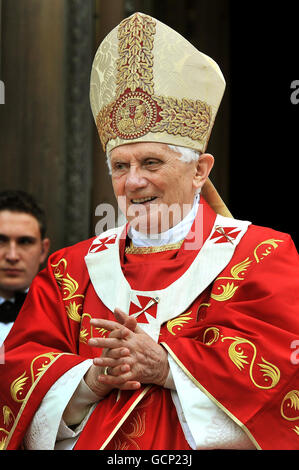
xmin=85 ymin=214 xmax=251 ymax=342
xmin=83 ymin=215 xmax=259 ymax=449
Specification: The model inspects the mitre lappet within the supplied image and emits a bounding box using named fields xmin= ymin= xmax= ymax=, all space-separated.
xmin=90 ymin=11 xmax=231 ymax=217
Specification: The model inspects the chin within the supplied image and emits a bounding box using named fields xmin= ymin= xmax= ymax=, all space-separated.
xmin=1 ymin=280 xmax=27 ymax=293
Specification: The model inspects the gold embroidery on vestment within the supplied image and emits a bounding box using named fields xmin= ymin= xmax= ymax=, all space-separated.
xmin=125 ymin=239 xmax=183 ymax=254
xmin=203 ymin=327 xmax=220 ymax=345
xmin=0 ymin=352 xmax=73 ymax=449
xmin=161 ymin=342 xmax=261 ymax=449
xmin=0 ymin=406 xmax=15 ymax=449
xmin=281 ymin=390 xmax=299 ymax=421
xmin=66 ymin=301 xmax=82 ymax=322
xmin=221 ymin=336 xmax=280 ymax=390
xmin=0 ymin=430 xmax=9 ymax=450
xmin=10 ymin=352 xmax=61 ymax=403
xmin=167 ymin=312 xmax=193 ymax=336
xmin=281 ymin=390 xmax=299 ymax=436
xmin=100 ymin=386 xmax=152 ymax=450
xmin=253 ymin=239 xmax=284 ymax=263
xmin=211 ymin=282 xmax=239 ymax=302
xmin=79 ymin=312 xmax=108 ymax=344
xmin=51 ymin=258 xmax=84 ymax=322
xmin=217 ymin=257 xmax=253 ymax=281
xmin=211 ymin=238 xmax=284 ymax=304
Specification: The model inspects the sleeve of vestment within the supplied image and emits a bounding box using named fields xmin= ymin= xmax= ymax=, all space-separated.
xmin=161 ymin=231 xmax=299 ymax=450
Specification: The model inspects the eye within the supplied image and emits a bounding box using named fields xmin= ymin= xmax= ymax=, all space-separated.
xmin=143 ymin=158 xmax=162 ymax=169
xmin=18 ymin=237 xmax=36 ymax=246
xmin=112 ymin=161 xmax=127 ymax=172
xmin=0 ymin=235 xmax=8 ymax=245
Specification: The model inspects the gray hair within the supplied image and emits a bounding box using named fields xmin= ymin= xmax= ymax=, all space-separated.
xmin=106 ymin=144 xmax=200 ymax=174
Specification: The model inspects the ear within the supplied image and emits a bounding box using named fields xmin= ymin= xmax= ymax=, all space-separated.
xmin=193 ymin=153 xmax=214 ymax=191
xmin=39 ymin=238 xmax=50 ymax=264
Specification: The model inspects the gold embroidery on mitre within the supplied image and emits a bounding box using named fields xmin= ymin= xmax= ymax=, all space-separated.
xmin=151 ymin=95 xmax=212 ymax=142
xmin=116 ymin=14 xmax=155 ymax=96
xmin=96 ymin=102 xmax=117 ymax=151
xmin=95 ymin=13 xmax=212 ymax=150
xmin=111 ymin=91 xmax=158 ymax=140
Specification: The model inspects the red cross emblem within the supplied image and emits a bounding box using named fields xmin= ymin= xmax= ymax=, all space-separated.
xmin=89 ymin=234 xmax=117 ymax=253
xmin=129 ymin=295 xmax=159 ymax=324
xmin=210 ymin=226 xmax=241 ymax=244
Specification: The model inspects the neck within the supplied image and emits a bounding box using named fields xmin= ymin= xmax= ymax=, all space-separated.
xmin=128 ymin=195 xmax=200 ymax=247
xmin=0 ymin=287 xmax=28 ymax=301
xmin=0 ymin=290 xmax=16 ymax=301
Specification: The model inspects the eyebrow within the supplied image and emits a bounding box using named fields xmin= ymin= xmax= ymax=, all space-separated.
xmin=0 ymin=234 xmax=38 ymax=242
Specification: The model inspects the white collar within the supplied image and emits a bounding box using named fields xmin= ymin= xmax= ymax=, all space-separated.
xmin=85 ymin=211 xmax=251 ymax=341
xmin=128 ymin=195 xmax=200 ymax=247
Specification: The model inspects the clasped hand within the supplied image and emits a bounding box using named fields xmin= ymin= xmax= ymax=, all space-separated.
xmin=84 ymin=308 xmax=169 ymax=398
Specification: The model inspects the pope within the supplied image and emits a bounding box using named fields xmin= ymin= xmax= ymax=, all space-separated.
xmin=0 ymin=12 xmax=299 ymax=451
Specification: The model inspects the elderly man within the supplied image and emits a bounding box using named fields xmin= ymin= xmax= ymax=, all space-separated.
xmin=0 ymin=190 xmax=50 ymax=343
xmin=1 ymin=13 xmax=299 ymax=451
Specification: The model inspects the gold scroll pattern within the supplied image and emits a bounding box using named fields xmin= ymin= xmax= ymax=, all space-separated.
xmin=10 ymin=352 xmax=61 ymax=404
xmin=166 ymin=312 xmax=193 ymax=336
xmin=113 ymin=412 xmax=146 ymax=450
xmin=111 ymin=393 xmax=153 ymax=450
xmin=202 ymin=327 xmax=220 ymax=346
xmin=0 ymin=406 xmax=15 ymax=450
xmin=79 ymin=313 xmax=108 ymax=344
xmin=202 ymin=328 xmax=280 ymax=391
xmin=0 ymin=352 xmax=61 ymax=449
xmin=51 ymin=258 xmax=84 ymax=323
xmin=281 ymin=390 xmax=299 ymax=437
xmin=211 ymin=239 xmax=284 ymax=303
xmin=96 ymin=13 xmax=212 ymax=150
xmin=163 ymin=238 xmax=284 ymax=337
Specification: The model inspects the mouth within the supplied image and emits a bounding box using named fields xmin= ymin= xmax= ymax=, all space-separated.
xmin=130 ymin=196 xmax=157 ymax=204
xmin=2 ymin=269 xmax=23 ymax=276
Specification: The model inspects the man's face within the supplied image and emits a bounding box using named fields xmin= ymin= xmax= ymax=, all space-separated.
xmin=0 ymin=211 xmax=49 ymax=299
xmin=110 ymin=142 xmax=201 ymax=233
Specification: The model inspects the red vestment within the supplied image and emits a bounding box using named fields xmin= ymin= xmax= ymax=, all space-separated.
xmin=0 ymin=199 xmax=299 ymax=450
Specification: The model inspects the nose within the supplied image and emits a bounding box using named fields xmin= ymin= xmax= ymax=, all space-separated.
xmin=125 ymin=166 xmax=147 ymax=192
xmin=5 ymin=242 xmax=20 ymax=263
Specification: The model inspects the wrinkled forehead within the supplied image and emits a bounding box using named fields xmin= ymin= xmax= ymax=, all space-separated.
xmin=110 ymin=142 xmax=172 ymax=158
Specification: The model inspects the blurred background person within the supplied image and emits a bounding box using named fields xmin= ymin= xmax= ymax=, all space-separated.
xmin=0 ymin=190 xmax=50 ymax=343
